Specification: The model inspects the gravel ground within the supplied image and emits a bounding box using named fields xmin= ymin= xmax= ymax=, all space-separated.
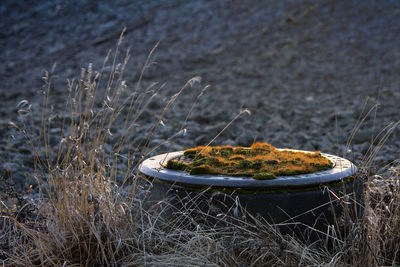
xmin=1 ymin=0 xmax=400 ymax=192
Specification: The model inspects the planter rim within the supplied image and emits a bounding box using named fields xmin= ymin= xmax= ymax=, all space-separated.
xmin=139 ymin=150 xmax=357 ymax=189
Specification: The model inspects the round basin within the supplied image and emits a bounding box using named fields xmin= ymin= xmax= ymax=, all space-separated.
xmin=139 ymin=150 xmax=362 ymax=236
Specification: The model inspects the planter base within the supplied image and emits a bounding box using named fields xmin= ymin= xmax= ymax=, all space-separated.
xmin=139 ymin=151 xmax=363 ymax=239
xmin=144 ymin=176 xmax=363 ymax=238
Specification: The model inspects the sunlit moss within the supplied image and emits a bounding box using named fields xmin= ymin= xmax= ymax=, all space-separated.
xmin=166 ymin=142 xmax=333 ymax=179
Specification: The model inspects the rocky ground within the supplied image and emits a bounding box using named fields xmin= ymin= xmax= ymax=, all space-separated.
xmin=1 ymin=0 xmax=400 ymax=192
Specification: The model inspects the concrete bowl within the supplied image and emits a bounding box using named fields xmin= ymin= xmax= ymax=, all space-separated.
xmin=139 ymin=150 xmax=363 ymax=237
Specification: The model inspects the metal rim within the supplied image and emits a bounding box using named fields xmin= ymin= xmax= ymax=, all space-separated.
xmin=139 ymin=150 xmax=357 ymax=189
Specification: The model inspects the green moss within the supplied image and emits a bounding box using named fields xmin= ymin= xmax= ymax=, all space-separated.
xmin=190 ymin=165 xmax=217 ymax=175
xmin=251 ymin=161 xmax=263 ymax=169
xmin=238 ymin=160 xmax=252 ymax=168
xmin=253 ymin=172 xmax=276 ymax=180
xmin=183 ymin=149 xmax=199 ymax=158
xmin=234 ymin=148 xmax=250 ymax=155
xmin=166 ymin=160 xmax=186 ymax=171
xmin=219 ymin=147 xmax=233 ymax=157
xmin=205 ymin=157 xmax=224 ymax=167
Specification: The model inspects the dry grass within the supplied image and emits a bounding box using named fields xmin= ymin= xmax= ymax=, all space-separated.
xmin=1 ymin=32 xmax=400 ymax=266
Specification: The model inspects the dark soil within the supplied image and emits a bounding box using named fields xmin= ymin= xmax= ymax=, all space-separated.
xmin=1 ymin=0 xmax=400 ymax=192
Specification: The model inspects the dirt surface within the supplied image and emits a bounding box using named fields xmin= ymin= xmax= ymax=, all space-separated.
xmin=1 ymin=0 xmax=400 ymax=191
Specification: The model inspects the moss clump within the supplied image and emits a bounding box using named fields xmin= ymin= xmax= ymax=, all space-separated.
xmin=229 ymin=155 xmax=246 ymax=161
xmin=166 ymin=160 xmax=187 ymax=171
xmin=190 ymin=165 xmax=218 ymax=175
xmin=166 ymin=142 xmax=333 ymax=179
xmin=238 ymin=159 xmax=252 ymax=168
xmin=183 ymin=148 xmax=199 ymax=158
xmin=253 ymin=172 xmax=276 ymax=180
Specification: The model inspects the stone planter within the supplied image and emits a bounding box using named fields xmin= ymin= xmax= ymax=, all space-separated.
xmin=139 ymin=150 xmax=362 ymax=237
